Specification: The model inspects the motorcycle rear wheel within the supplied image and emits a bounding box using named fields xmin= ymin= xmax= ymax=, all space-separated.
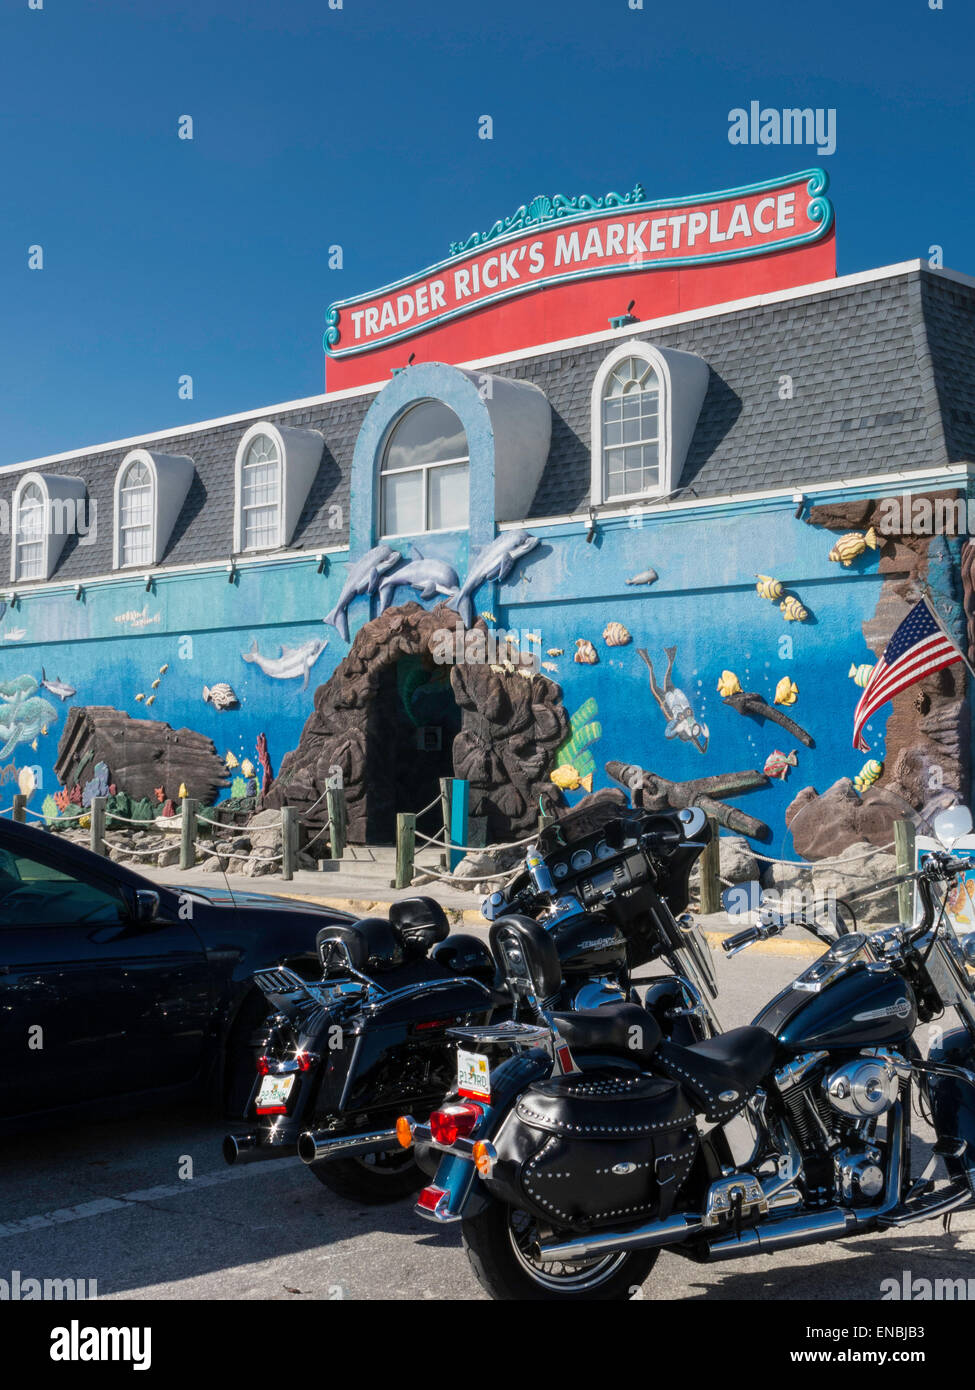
xmin=309 ymin=1148 xmax=426 ymax=1204
xmin=462 ymin=1201 xmax=657 ymax=1301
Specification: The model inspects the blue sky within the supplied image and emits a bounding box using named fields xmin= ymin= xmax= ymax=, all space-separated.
xmin=1 ymin=0 xmax=971 ymax=467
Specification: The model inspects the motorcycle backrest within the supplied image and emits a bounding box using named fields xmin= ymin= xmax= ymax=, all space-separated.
xmin=489 ymin=914 xmax=563 ymax=1004
xmin=316 ymin=916 xmax=405 ymax=973
xmin=388 ymin=896 xmax=450 ymax=953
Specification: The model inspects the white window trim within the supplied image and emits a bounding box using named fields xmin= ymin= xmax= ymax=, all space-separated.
xmin=233 ymin=421 xmax=323 ymax=554
xmin=112 ymin=449 xmax=195 ymax=569
xmin=590 ymin=340 xmax=710 ymax=507
xmin=378 ymin=401 xmax=471 ymax=538
xmin=10 ymin=471 xmax=88 ymax=582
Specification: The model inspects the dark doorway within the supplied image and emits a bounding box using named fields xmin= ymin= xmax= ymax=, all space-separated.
xmin=364 ymin=654 xmax=461 ymax=843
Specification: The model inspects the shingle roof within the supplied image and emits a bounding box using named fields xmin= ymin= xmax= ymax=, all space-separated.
xmin=3 ymin=266 xmax=970 ymax=583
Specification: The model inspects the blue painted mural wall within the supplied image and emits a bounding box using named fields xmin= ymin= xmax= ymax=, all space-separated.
xmin=0 ymin=474 xmax=964 ymax=855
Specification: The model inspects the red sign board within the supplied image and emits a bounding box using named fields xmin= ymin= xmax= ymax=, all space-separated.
xmin=324 ymin=169 xmax=835 ymax=387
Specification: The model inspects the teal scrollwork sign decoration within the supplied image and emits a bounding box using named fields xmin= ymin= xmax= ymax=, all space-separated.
xmin=449 ymin=183 xmax=648 ymax=255
xmin=805 ymin=168 xmax=833 ymax=235
xmin=323 ymin=305 xmax=341 ymax=350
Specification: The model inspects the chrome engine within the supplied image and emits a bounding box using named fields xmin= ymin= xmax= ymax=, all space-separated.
xmin=824 ymin=1051 xmax=908 ymax=1120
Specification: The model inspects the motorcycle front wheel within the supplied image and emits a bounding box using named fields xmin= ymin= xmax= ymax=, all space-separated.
xmin=309 ymin=1148 xmax=426 ymax=1204
xmin=462 ymin=1201 xmax=657 ymax=1301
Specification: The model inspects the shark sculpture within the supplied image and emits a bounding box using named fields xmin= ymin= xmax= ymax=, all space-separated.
xmin=241 ymin=637 xmax=328 ymax=690
xmin=378 ymin=544 xmax=460 ymax=613
xmin=324 ymin=544 xmax=402 ymax=642
xmin=447 ymin=530 xmax=539 ymax=627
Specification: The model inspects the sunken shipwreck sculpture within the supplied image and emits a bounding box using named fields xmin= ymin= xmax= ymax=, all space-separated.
xmin=264 ymin=603 xmax=568 ymax=844
xmin=54 ymin=707 xmax=229 ymax=805
xmin=606 ymin=759 xmax=771 ymax=839
xmin=720 ymin=687 xmax=815 ymax=747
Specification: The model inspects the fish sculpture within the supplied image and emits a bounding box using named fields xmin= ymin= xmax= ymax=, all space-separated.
xmin=134 ymin=693 xmax=145 ymax=702
xmin=480 ymin=611 xmax=497 ymax=622
xmin=541 ymin=661 xmax=559 ymax=674
xmin=716 ymin=670 xmax=742 ymax=698
xmin=145 ymin=694 xmax=156 ymax=707
xmin=625 ymin=568 xmax=658 ymax=587
xmin=159 ymin=664 xmax=169 ymax=675
xmin=151 ymin=679 xmax=161 ymax=690
xmin=574 ymin=639 xmax=599 ymax=664
xmin=774 ymin=677 xmax=799 ymax=706
xmin=849 ymin=663 xmax=875 ymax=688
xmin=447 ymin=530 xmax=539 ymax=628
xmin=378 ymin=544 xmax=460 ymax=613
xmin=603 ymin=622 xmax=631 ymax=647
xmin=241 ymin=758 xmax=256 ymax=778
xmin=324 ymin=544 xmax=402 ymax=642
xmin=546 ymin=648 xmax=564 ymax=657
xmin=203 ymin=682 xmax=239 ymax=710
xmin=829 ymin=528 xmax=879 ymax=567
xmin=755 ymin=574 xmax=784 ymax=601
xmin=763 ymin=749 xmax=798 ymax=780
xmin=40 ymin=668 xmax=76 ymax=701
xmin=225 ymin=751 xmax=239 ymax=770
xmin=639 ymin=647 xmax=709 ymax=754
xmin=779 ymin=596 xmax=808 ymax=622
xmin=549 ymin=764 xmax=593 ymax=793
xmin=241 ymin=636 xmax=328 ymax=689
xmin=854 ymin=758 xmax=883 ymax=793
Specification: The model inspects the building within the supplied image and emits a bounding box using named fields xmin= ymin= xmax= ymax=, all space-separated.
xmin=3 ymin=169 xmax=973 ymax=858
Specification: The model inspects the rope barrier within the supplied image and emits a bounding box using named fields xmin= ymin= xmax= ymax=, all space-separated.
xmin=750 ymin=841 xmax=895 ymax=868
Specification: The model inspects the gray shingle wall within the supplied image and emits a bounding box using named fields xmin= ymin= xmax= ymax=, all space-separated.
xmin=4 ymin=266 xmax=965 ymax=585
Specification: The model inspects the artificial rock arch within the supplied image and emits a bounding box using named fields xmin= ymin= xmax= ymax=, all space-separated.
xmin=265 ymin=602 xmax=568 ymax=843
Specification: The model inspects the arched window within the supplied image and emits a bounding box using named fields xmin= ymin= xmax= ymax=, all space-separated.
xmin=380 ymin=400 xmax=469 ymax=536
xmin=118 ymin=457 xmax=154 ymax=566
xmin=239 ymin=432 xmax=281 ymax=551
xmin=590 ymin=341 xmax=710 ymax=508
xmin=600 ymin=355 xmax=661 ymax=499
xmin=15 ymin=480 xmax=46 ymax=580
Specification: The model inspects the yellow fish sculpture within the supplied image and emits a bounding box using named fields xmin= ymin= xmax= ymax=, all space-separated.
xmin=549 ymin=764 xmax=593 ymax=793
xmin=755 ymin=574 xmax=784 ymax=601
xmin=854 ymin=758 xmax=883 ymax=793
xmin=779 ymin=596 xmax=808 ymax=622
xmin=849 ymin=662 xmax=875 ymax=688
xmin=716 ymin=670 xmax=742 ymax=698
xmin=774 ymin=677 xmax=799 ymax=706
xmin=829 ymin=528 xmax=879 ymax=566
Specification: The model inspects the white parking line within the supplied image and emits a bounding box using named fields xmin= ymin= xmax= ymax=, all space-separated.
xmin=0 ymin=1156 xmax=302 ymax=1239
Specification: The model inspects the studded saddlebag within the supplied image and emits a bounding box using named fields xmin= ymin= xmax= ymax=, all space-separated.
xmin=487 ymin=1070 xmax=698 ymax=1233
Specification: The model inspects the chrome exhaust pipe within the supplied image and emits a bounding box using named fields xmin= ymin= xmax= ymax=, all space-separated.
xmin=705 ymin=1206 xmax=857 ymax=1259
xmin=222 ymin=1132 xmax=295 ymax=1166
xmin=536 ymin=1213 xmax=704 ymax=1264
xmin=297 ymin=1126 xmax=400 ymax=1165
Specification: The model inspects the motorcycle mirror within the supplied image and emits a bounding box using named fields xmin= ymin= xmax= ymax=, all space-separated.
xmin=721 ymin=881 xmax=763 ymax=916
xmin=933 ymin=804 xmax=973 ymax=847
xmin=678 ymin=806 xmax=707 ymax=838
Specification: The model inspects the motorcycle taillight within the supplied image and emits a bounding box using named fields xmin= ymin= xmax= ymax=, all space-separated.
xmin=429 ymin=1103 xmax=482 ymax=1146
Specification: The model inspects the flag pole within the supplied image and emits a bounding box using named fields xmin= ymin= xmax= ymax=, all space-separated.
xmin=917 ymin=581 xmax=975 ymax=683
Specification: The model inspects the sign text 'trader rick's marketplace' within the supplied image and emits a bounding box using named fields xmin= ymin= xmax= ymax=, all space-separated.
xmin=324 ymin=169 xmax=833 ymax=360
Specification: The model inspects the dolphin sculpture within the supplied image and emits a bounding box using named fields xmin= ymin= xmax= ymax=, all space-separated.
xmin=324 ymin=544 xmax=402 ymax=642
xmin=447 ymin=530 xmax=539 ymax=627
xmin=40 ymin=668 xmax=77 ymax=701
xmin=241 ymin=637 xmax=328 ymax=690
xmin=378 ymin=544 xmax=460 ymax=613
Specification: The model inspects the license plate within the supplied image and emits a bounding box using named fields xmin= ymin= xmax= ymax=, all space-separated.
xmin=457 ymin=1049 xmax=491 ymax=1102
xmin=255 ymin=1073 xmax=295 ymax=1113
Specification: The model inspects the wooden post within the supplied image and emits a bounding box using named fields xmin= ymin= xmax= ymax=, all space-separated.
xmin=395 ymin=812 xmax=416 ymax=890
xmin=894 ymin=818 xmax=916 ymax=925
xmin=11 ymin=795 xmax=25 ymax=823
xmin=281 ymin=806 xmax=296 ymax=881
xmin=439 ymin=777 xmax=452 ymax=869
xmin=180 ymin=797 xmax=198 ymax=871
xmin=326 ymin=786 xmax=345 ymax=860
xmin=699 ymin=816 xmax=721 ymax=915
xmin=448 ymin=779 xmax=469 ymax=872
xmin=90 ymin=796 xmax=107 ymax=856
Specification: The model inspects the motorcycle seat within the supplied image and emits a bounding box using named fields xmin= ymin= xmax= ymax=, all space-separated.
xmin=656 ymin=1026 xmax=777 ymax=1122
xmin=550 ymin=1002 xmax=662 ymax=1066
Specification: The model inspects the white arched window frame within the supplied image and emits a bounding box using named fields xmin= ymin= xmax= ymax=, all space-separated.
xmin=379 ymin=399 xmax=471 ymax=537
xmin=112 ymin=449 xmax=195 ymax=569
xmin=233 ymin=422 xmax=323 ymax=553
xmin=10 ymin=471 xmax=88 ymax=582
xmin=590 ymin=341 xmax=710 ymax=507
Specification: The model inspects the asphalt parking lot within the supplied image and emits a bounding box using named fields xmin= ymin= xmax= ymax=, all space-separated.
xmin=2 ymin=938 xmax=973 ymax=1301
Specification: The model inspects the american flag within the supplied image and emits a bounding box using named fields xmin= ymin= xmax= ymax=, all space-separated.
xmin=853 ymin=596 xmax=964 ymax=752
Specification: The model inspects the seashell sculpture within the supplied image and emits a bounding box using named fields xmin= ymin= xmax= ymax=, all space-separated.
xmin=602 ymin=621 xmax=631 ymax=647
xmin=574 ymin=639 xmax=599 ymax=664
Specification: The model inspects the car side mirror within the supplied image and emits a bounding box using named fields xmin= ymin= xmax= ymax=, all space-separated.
xmin=721 ymin=881 xmax=763 ymax=916
xmin=134 ymin=890 xmax=160 ymax=923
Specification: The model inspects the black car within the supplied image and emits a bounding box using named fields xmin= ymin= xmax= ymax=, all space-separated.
xmin=0 ymin=816 xmax=351 ymax=1130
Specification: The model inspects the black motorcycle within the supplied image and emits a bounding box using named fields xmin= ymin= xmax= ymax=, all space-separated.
xmin=400 ymin=806 xmax=975 ymax=1299
xmin=222 ymin=802 xmax=718 ymax=1203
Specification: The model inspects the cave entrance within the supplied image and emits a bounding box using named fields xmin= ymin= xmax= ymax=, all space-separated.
xmin=364 ymin=651 xmax=462 ymax=844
